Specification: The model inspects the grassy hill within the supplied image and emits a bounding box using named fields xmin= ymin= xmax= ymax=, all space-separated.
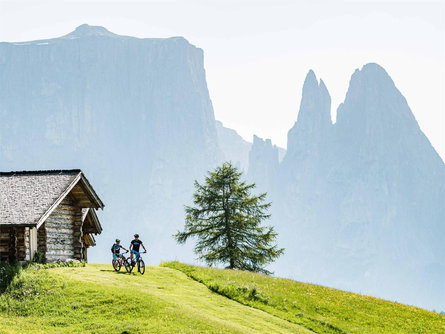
xmin=0 ymin=263 xmax=310 ymax=334
xmin=0 ymin=263 xmax=443 ymax=334
xmin=163 ymin=262 xmax=445 ymax=334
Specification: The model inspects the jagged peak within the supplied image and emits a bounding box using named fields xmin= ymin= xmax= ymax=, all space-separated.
xmin=361 ymin=62 xmax=388 ymax=73
xmin=302 ymin=70 xmax=320 ymax=92
xmin=295 ymin=69 xmax=332 ymax=126
xmin=345 ymin=63 xmax=400 ymax=102
xmin=250 ymin=135 xmax=279 ymax=167
xmin=336 ymin=62 xmax=418 ymax=130
xmin=304 ymin=69 xmax=317 ymax=84
xmin=253 ymin=135 xmax=276 ymax=149
xmin=350 ymin=63 xmax=396 ymax=88
xmin=300 ymin=70 xmax=330 ymax=100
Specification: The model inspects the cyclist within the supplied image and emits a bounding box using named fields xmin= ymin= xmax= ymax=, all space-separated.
xmin=130 ymin=234 xmax=146 ymax=265
xmin=111 ymin=239 xmax=127 ymax=261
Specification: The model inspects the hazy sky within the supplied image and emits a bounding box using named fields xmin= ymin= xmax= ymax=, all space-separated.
xmin=1 ymin=0 xmax=444 ymax=159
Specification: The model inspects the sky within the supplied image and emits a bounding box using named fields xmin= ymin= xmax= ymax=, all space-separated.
xmin=1 ymin=0 xmax=444 ymax=159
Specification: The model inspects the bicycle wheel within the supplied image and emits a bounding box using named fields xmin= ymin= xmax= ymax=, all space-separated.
xmin=138 ymin=259 xmax=145 ymax=275
xmin=125 ymin=258 xmax=133 ymax=273
xmin=112 ymin=259 xmax=121 ymax=272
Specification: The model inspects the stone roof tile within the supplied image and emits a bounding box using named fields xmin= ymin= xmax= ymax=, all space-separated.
xmin=0 ymin=170 xmax=81 ymax=226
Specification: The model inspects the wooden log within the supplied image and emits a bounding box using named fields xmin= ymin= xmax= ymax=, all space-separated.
xmin=46 ymin=220 xmax=75 ymax=227
xmin=46 ymin=227 xmax=74 ymax=235
xmin=46 ymin=251 xmax=75 ymax=258
xmin=48 ymin=205 xmax=76 ymax=214
xmin=46 ymin=235 xmax=74 ymax=241
xmin=40 ymin=199 xmax=89 ymax=262
xmin=46 ymin=250 xmax=75 ymax=257
xmin=45 ymin=255 xmax=75 ymax=262
xmin=50 ymin=215 xmax=76 ymax=221
xmin=46 ymin=243 xmax=75 ymax=251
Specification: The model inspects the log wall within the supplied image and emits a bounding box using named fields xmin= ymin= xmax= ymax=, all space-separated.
xmin=44 ymin=197 xmax=83 ymax=262
xmin=0 ymin=227 xmax=9 ymax=262
xmin=1 ymin=194 xmax=92 ymax=263
xmin=16 ymin=227 xmax=26 ymax=261
xmin=0 ymin=226 xmax=26 ymax=262
xmin=37 ymin=223 xmax=47 ymax=258
xmin=25 ymin=227 xmax=30 ymax=260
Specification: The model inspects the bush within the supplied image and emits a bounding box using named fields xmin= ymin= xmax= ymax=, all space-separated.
xmin=0 ymin=259 xmax=84 ymax=295
xmin=0 ymin=262 xmax=20 ymax=294
xmin=32 ymin=250 xmax=45 ymax=264
xmin=5 ymin=265 xmax=56 ymax=301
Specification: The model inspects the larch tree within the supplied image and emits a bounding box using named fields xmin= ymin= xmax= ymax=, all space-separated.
xmin=174 ymin=162 xmax=284 ymax=274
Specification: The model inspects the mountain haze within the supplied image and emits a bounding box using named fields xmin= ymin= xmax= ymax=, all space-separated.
xmin=251 ymin=64 xmax=445 ymax=311
xmin=215 ymin=120 xmax=251 ymax=172
xmin=0 ymin=25 xmax=443 ymax=311
xmin=0 ymin=24 xmax=222 ymax=262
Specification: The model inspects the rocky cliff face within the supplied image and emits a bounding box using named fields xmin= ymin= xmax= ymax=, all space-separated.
xmin=247 ymin=135 xmax=279 ymax=193
xmin=329 ymin=64 xmax=445 ymax=310
xmin=215 ymin=120 xmax=251 ymax=172
xmin=0 ymin=24 xmax=221 ymax=262
xmin=285 ymin=69 xmax=332 ymax=159
xmin=252 ymin=64 xmax=445 ymax=311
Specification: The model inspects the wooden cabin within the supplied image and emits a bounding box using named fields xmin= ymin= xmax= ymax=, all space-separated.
xmin=0 ymin=170 xmax=104 ymax=263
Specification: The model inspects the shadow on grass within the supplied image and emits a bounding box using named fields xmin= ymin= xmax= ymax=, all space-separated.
xmin=99 ymin=269 xmax=136 ymax=275
xmin=0 ymin=262 xmax=20 ymax=293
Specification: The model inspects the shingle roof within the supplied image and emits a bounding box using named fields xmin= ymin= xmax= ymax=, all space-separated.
xmin=0 ymin=170 xmax=82 ymax=226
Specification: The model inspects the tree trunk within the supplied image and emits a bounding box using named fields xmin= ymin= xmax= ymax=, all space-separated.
xmin=223 ymin=183 xmax=235 ymax=269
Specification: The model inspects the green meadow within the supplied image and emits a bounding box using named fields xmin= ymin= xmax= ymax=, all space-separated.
xmin=163 ymin=262 xmax=445 ymax=334
xmin=0 ymin=263 xmax=308 ymax=334
xmin=0 ymin=263 xmax=443 ymax=333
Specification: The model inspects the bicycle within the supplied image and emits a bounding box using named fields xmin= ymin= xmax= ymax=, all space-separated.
xmin=128 ymin=251 xmax=146 ymax=275
xmin=112 ymin=251 xmax=131 ymax=272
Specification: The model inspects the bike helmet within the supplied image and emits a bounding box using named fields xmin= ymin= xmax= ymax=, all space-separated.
xmin=116 ymin=239 xmax=120 ymax=243
xmin=134 ymin=234 xmax=139 ymax=238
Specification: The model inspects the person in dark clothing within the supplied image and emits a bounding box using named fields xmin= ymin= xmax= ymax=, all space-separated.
xmin=111 ymin=239 xmax=127 ymax=261
xmin=130 ymin=234 xmax=147 ymax=264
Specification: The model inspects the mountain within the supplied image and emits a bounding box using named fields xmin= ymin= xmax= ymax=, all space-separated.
xmin=252 ymin=64 xmax=445 ymax=311
xmin=247 ymin=135 xmax=279 ymax=193
xmin=1 ymin=25 xmax=443 ymax=311
xmin=330 ymin=64 xmax=445 ymax=310
xmin=215 ymin=120 xmax=251 ymax=172
xmin=0 ymin=24 xmax=222 ymax=263
xmin=216 ymin=121 xmax=286 ymax=174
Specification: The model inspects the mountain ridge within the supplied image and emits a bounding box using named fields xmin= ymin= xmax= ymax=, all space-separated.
xmin=3 ymin=24 xmax=192 ymax=48
xmin=252 ymin=62 xmax=445 ymax=311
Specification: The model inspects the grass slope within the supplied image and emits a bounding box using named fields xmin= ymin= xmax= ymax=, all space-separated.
xmin=163 ymin=262 xmax=445 ymax=334
xmin=0 ymin=264 xmax=310 ymax=334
